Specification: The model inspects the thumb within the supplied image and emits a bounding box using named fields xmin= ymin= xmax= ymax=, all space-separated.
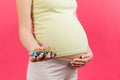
xmin=79 ymin=54 xmax=88 ymax=59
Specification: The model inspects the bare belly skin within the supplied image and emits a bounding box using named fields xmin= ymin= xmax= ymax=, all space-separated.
xmin=59 ymin=52 xmax=87 ymax=60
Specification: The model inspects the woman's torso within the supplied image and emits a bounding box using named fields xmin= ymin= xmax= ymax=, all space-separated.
xmin=31 ymin=0 xmax=88 ymax=58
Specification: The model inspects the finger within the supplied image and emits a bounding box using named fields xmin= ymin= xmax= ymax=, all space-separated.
xmin=71 ymin=65 xmax=85 ymax=68
xmin=82 ymin=54 xmax=93 ymax=61
xmin=30 ymin=56 xmax=37 ymax=62
xmin=80 ymin=58 xmax=90 ymax=63
xmin=71 ymin=63 xmax=85 ymax=67
xmin=72 ymin=58 xmax=83 ymax=62
xmin=43 ymin=56 xmax=47 ymax=60
xmin=70 ymin=59 xmax=87 ymax=66
xmin=81 ymin=55 xmax=89 ymax=59
xmin=70 ymin=61 xmax=85 ymax=65
xmin=71 ymin=64 xmax=85 ymax=67
xmin=73 ymin=58 xmax=88 ymax=63
xmin=71 ymin=62 xmax=86 ymax=66
xmin=36 ymin=54 xmax=43 ymax=61
xmin=81 ymin=52 xmax=93 ymax=59
xmin=45 ymin=52 xmax=51 ymax=59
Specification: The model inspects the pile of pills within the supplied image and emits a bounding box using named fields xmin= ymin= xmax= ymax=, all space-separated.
xmin=30 ymin=47 xmax=57 ymax=57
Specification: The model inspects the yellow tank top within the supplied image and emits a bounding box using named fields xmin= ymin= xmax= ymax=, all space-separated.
xmin=31 ymin=0 xmax=88 ymax=57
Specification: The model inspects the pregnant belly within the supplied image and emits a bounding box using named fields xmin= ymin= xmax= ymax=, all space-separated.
xmin=34 ymin=14 xmax=88 ymax=57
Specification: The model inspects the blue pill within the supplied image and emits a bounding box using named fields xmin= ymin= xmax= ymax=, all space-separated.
xmin=30 ymin=52 xmax=34 ymax=56
xmin=34 ymin=52 xmax=39 ymax=56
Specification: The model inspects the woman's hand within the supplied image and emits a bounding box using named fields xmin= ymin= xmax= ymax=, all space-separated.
xmin=29 ymin=44 xmax=58 ymax=62
xmin=70 ymin=47 xmax=93 ymax=68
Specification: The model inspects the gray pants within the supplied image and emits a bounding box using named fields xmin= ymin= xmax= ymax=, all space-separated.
xmin=27 ymin=57 xmax=78 ymax=80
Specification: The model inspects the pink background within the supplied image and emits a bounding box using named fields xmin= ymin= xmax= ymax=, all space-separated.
xmin=0 ymin=0 xmax=120 ymax=80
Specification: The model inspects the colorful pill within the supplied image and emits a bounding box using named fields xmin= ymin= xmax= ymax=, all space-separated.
xmin=34 ymin=52 xmax=39 ymax=56
xmin=30 ymin=52 xmax=34 ymax=56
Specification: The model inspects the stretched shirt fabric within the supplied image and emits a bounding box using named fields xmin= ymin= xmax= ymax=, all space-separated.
xmin=31 ymin=0 xmax=88 ymax=57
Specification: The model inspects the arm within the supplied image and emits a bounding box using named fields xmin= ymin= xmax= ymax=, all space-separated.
xmin=16 ymin=0 xmax=41 ymax=54
xmin=16 ymin=0 xmax=57 ymax=62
